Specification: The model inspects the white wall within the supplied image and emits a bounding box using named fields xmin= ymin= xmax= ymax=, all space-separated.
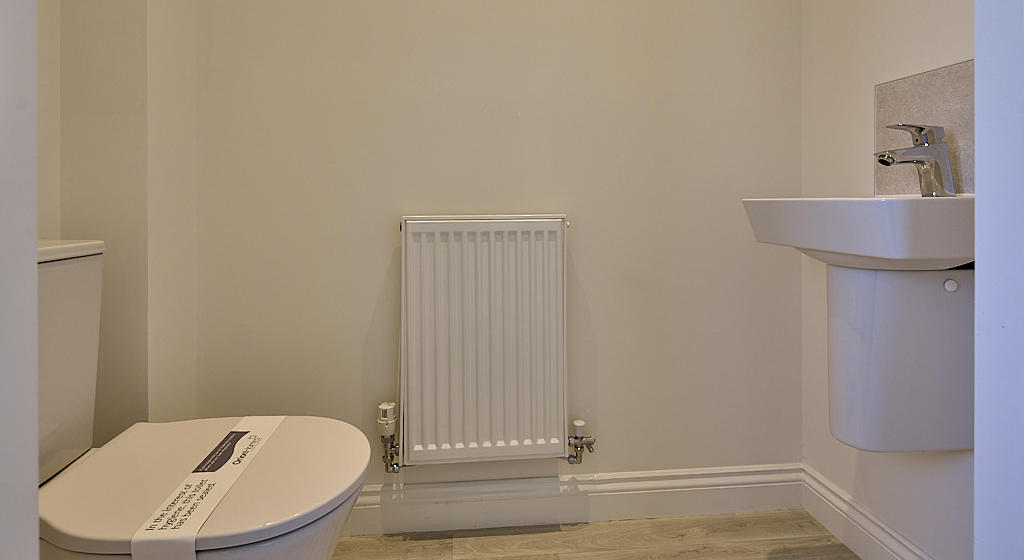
xmin=975 ymin=1 xmax=1024 ymax=557
xmin=0 ymin=0 xmax=39 ymax=556
xmin=194 ymin=0 xmax=804 ymax=486
xmin=800 ymin=1 xmax=974 ymax=558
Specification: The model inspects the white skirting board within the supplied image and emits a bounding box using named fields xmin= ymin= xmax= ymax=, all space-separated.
xmin=801 ymin=466 xmax=934 ymax=560
xmin=344 ymin=463 xmax=935 ymax=560
xmin=344 ymin=463 xmax=805 ymax=535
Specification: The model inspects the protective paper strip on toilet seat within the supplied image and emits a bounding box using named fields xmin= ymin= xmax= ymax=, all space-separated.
xmin=131 ymin=416 xmax=286 ymax=560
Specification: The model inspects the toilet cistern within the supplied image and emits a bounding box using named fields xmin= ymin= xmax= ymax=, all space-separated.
xmin=875 ymin=123 xmax=958 ymax=197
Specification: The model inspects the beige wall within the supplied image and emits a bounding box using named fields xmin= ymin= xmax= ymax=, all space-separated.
xmin=60 ymin=0 xmax=150 ymax=444
xmin=194 ymin=0 xmax=804 ymax=485
xmin=800 ymin=1 xmax=974 ymax=558
xmin=39 ymin=1 xmax=806 ymax=479
xmin=35 ymin=1 xmax=983 ymax=547
xmin=40 ymin=0 xmax=202 ymax=437
xmin=146 ymin=0 xmax=199 ymax=422
xmin=37 ymin=0 xmax=60 ymax=239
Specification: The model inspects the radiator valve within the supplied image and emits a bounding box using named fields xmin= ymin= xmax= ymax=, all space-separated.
xmin=377 ymin=402 xmax=401 ymax=473
xmin=566 ymin=419 xmax=596 ymax=465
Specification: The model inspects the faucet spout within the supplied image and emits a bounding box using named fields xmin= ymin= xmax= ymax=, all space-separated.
xmin=875 ymin=149 xmax=955 ymax=197
xmin=875 ymin=124 xmax=958 ymax=197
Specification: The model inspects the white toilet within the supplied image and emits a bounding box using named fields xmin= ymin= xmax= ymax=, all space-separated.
xmin=37 ymin=240 xmax=371 ymax=559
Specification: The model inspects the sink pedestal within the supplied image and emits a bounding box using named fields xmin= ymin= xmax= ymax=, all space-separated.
xmin=742 ymin=195 xmax=975 ymax=452
xmin=827 ymin=265 xmax=973 ymax=452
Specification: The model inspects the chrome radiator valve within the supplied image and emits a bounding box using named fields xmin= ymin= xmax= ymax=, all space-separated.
xmin=566 ymin=419 xmax=596 ymax=465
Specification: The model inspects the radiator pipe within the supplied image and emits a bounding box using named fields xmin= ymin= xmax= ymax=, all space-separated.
xmin=377 ymin=402 xmax=401 ymax=473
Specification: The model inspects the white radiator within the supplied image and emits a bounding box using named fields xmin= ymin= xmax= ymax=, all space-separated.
xmin=400 ymin=215 xmax=568 ymax=465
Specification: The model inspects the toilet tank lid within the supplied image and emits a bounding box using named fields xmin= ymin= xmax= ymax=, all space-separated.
xmin=38 ymin=240 xmax=105 ymax=263
xmin=38 ymin=416 xmax=371 ymax=554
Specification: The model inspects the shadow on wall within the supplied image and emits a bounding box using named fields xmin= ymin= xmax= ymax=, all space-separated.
xmin=564 ymin=251 xmax=599 ymax=457
xmin=361 ymin=246 xmax=402 ymax=423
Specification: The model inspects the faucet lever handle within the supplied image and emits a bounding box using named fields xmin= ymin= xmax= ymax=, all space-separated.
xmin=886 ymin=123 xmax=945 ymax=147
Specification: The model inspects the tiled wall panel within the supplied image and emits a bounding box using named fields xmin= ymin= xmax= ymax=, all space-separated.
xmin=875 ymin=60 xmax=974 ymax=195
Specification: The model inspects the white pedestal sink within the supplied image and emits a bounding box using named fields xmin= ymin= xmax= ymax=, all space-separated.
xmin=742 ymin=195 xmax=975 ymax=452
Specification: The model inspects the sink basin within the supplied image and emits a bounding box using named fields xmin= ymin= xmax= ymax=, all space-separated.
xmin=742 ymin=195 xmax=974 ymax=270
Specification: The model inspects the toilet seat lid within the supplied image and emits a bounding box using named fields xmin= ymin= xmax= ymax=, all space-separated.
xmin=39 ymin=416 xmax=370 ymax=554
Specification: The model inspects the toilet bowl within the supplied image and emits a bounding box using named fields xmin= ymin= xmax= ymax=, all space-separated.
xmin=39 ymin=416 xmax=370 ymax=560
xmin=38 ymin=240 xmax=371 ymax=559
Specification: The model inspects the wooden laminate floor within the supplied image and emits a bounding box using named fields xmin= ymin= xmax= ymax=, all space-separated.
xmin=333 ymin=509 xmax=859 ymax=559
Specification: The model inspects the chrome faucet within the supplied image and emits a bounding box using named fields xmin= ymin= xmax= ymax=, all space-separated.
xmin=875 ymin=124 xmax=957 ymax=197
